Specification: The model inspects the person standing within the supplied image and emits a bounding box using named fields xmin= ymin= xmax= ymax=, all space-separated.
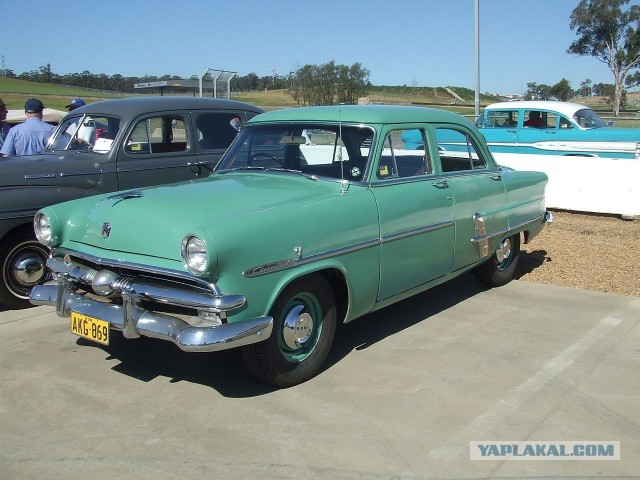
xmin=65 ymin=98 xmax=86 ymax=111
xmin=0 ymin=98 xmax=55 ymax=156
xmin=0 ymin=98 xmax=10 ymax=150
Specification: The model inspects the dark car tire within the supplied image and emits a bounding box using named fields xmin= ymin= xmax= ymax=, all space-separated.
xmin=0 ymin=229 xmax=50 ymax=309
xmin=474 ymin=233 xmax=520 ymax=288
xmin=241 ymin=275 xmax=336 ymax=387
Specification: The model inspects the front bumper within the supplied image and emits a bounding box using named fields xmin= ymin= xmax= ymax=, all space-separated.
xmin=30 ymin=256 xmax=273 ymax=352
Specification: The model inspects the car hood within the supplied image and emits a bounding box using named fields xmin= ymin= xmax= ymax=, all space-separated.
xmin=58 ymin=172 xmax=348 ymax=262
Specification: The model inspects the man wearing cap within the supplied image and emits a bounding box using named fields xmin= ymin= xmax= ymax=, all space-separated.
xmin=66 ymin=98 xmax=86 ymax=111
xmin=0 ymin=98 xmax=56 ymax=156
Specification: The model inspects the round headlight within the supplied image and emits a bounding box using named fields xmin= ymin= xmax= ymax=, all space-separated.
xmin=181 ymin=235 xmax=208 ymax=275
xmin=34 ymin=213 xmax=55 ymax=246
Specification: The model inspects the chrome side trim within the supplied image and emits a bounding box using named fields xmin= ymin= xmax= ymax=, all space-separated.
xmin=381 ymin=221 xmax=454 ymax=243
xmin=243 ymin=238 xmax=380 ymax=278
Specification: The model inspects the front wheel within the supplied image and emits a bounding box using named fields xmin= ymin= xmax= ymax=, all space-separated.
xmin=241 ymin=275 xmax=336 ymax=387
xmin=0 ymin=230 xmax=51 ymax=309
xmin=474 ymin=233 xmax=520 ymax=287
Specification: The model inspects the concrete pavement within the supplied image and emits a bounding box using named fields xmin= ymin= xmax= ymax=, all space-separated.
xmin=1 ymin=275 xmax=639 ymax=479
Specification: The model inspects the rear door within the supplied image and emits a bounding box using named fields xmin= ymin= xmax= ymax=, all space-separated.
xmin=517 ymin=109 xmax=559 ymax=154
xmin=434 ymin=126 xmax=509 ymax=271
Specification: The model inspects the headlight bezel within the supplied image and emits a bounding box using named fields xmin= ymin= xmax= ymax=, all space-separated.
xmin=181 ymin=235 xmax=209 ymax=276
xmin=34 ymin=212 xmax=59 ymax=246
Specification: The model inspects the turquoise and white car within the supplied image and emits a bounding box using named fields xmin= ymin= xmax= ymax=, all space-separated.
xmin=474 ymin=101 xmax=640 ymax=159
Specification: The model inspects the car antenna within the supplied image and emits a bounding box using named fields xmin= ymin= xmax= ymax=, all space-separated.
xmin=338 ymin=110 xmax=348 ymax=194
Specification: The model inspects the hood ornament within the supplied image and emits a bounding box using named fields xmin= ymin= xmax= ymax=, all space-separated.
xmin=102 ymin=222 xmax=112 ymax=239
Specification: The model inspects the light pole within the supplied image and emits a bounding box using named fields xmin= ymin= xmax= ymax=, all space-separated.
xmin=475 ymin=0 xmax=480 ymax=117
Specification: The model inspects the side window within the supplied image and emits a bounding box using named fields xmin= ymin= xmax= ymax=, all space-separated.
xmin=436 ymin=128 xmax=487 ymax=172
xmin=125 ymin=115 xmax=187 ymax=155
xmin=195 ymin=113 xmax=244 ymax=150
xmin=546 ymin=113 xmax=558 ymax=129
xmin=559 ymin=116 xmax=573 ymax=129
xmin=484 ymin=110 xmax=518 ymax=128
xmin=377 ymin=129 xmax=431 ymax=179
xmin=524 ymin=110 xmax=546 ymax=128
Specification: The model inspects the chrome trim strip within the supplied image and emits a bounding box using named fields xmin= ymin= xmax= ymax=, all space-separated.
xmin=51 ymin=247 xmax=221 ymax=295
xmin=0 ymin=209 xmax=39 ymax=221
xmin=243 ymin=238 xmax=380 ymax=277
xmin=296 ymin=238 xmax=380 ymax=265
xmin=381 ymin=221 xmax=455 ymax=243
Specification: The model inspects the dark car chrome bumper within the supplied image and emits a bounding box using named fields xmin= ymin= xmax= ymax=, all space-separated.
xmin=30 ymin=258 xmax=273 ymax=352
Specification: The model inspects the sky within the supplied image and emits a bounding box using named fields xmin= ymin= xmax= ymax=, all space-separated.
xmin=1 ymin=0 xmax=625 ymax=96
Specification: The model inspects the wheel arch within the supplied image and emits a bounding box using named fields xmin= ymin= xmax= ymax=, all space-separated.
xmin=268 ymin=265 xmax=350 ymax=325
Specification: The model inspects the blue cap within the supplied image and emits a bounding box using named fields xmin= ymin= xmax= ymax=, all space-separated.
xmin=66 ymin=98 xmax=86 ymax=109
xmin=25 ymin=98 xmax=45 ymax=113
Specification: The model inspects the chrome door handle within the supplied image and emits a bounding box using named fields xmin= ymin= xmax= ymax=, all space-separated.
xmin=432 ymin=180 xmax=449 ymax=189
xmin=490 ymin=174 xmax=502 ymax=181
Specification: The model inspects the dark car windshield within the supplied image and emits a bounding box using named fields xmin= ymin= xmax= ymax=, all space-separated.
xmin=216 ymin=124 xmax=374 ymax=181
xmin=573 ymin=108 xmax=608 ymax=129
xmin=48 ymin=115 xmax=121 ymax=153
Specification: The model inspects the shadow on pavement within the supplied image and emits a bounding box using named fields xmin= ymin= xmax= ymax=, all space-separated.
xmin=78 ymin=273 xmax=488 ymax=398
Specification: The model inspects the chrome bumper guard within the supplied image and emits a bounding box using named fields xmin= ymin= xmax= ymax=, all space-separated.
xmin=30 ymin=258 xmax=273 ymax=352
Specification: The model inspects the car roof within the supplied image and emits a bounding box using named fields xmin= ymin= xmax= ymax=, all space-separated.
xmin=249 ymin=105 xmax=475 ymax=127
xmin=483 ymin=100 xmax=589 ymax=117
xmin=69 ymin=96 xmax=263 ymax=119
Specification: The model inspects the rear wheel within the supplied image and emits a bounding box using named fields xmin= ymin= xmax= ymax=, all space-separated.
xmin=0 ymin=230 xmax=50 ymax=309
xmin=474 ymin=233 xmax=520 ymax=287
xmin=241 ymin=275 xmax=336 ymax=387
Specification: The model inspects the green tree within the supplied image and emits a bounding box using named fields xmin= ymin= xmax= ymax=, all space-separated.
xmin=290 ymin=62 xmax=369 ymax=106
xmin=550 ymin=78 xmax=573 ymax=101
xmin=580 ymin=78 xmax=592 ymax=96
xmin=567 ymin=0 xmax=640 ymax=116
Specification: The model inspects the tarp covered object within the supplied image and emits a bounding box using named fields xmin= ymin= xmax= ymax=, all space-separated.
xmin=6 ymin=108 xmax=67 ymax=125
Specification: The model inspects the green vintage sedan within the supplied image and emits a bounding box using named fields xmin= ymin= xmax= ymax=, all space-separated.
xmin=30 ymin=105 xmax=551 ymax=387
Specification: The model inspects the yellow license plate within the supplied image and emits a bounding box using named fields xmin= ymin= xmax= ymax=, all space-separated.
xmin=71 ymin=312 xmax=110 ymax=345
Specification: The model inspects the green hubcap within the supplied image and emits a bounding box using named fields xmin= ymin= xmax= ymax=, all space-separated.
xmin=278 ymin=293 xmax=322 ymax=362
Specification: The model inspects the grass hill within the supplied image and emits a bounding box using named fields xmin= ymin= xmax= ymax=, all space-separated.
xmin=2 ymin=77 xmax=638 ymax=116
xmin=0 ymin=77 xmax=128 ymax=111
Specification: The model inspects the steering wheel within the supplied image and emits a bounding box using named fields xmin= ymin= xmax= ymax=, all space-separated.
xmin=249 ymin=152 xmax=284 ymax=167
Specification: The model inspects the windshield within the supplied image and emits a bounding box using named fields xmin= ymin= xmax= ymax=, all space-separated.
xmin=48 ymin=115 xmax=121 ymax=153
xmin=216 ymin=124 xmax=374 ymax=181
xmin=573 ymin=108 xmax=608 ymax=129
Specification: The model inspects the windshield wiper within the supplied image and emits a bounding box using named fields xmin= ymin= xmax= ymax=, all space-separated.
xmin=217 ymin=166 xmax=318 ymax=181
xmin=217 ymin=166 xmax=267 ymax=174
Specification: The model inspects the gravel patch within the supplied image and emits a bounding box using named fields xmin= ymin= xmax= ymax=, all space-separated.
xmin=516 ymin=210 xmax=640 ymax=297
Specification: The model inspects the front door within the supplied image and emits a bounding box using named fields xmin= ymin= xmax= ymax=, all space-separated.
xmin=373 ymin=127 xmax=455 ymax=301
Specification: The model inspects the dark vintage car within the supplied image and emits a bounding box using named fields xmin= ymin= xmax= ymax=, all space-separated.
xmin=0 ymin=96 xmax=263 ymax=308
xmin=31 ymin=105 xmax=551 ymax=386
